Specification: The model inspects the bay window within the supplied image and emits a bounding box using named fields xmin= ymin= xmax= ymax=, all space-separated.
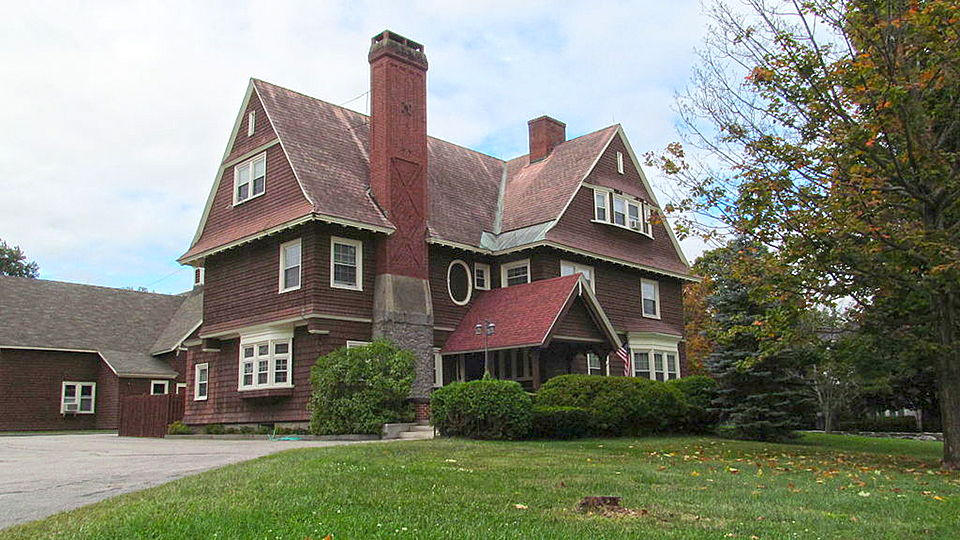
xmin=239 ymin=330 xmax=293 ymax=390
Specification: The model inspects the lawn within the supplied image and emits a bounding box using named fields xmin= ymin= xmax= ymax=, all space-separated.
xmin=2 ymin=434 xmax=956 ymax=539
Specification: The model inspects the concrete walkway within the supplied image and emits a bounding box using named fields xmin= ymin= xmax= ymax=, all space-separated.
xmin=0 ymin=433 xmax=381 ymax=530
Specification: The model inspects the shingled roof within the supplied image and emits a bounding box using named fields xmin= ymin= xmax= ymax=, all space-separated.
xmin=0 ymin=276 xmax=201 ymax=378
xmin=182 ymin=79 xmax=692 ymax=279
xmin=441 ymin=274 xmax=621 ymax=355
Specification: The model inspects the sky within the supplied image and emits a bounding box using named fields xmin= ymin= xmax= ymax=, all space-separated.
xmin=0 ymin=0 xmax=711 ymax=294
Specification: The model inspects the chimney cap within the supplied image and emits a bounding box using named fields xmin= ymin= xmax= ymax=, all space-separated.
xmin=369 ymin=30 xmax=428 ymax=69
xmin=528 ymin=115 xmax=566 ymax=128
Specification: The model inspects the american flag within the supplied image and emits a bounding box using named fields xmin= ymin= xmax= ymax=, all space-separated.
xmin=616 ymin=346 xmax=630 ymax=376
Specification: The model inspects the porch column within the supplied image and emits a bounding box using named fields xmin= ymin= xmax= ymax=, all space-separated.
xmin=531 ymin=348 xmax=541 ymax=391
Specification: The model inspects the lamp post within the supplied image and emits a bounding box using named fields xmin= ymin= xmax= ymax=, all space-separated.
xmin=475 ymin=319 xmax=496 ymax=376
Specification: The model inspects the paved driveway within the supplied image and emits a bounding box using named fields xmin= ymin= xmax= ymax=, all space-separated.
xmin=0 ymin=433 xmax=378 ymax=530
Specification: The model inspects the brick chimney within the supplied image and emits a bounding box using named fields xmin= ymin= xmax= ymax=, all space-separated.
xmin=368 ymin=30 xmax=435 ymax=418
xmin=528 ymin=116 xmax=566 ymax=162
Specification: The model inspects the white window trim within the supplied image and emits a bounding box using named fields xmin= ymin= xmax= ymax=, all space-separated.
xmin=247 ymin=111 xmax=255 ymax=136
xmin=631 ymin=349 xmax=680 ymax=381
xmin=279 ymin=238 xmax=302 ymax=293
xmin=61 ymin=381 xmax=96 ymax=414
xmin=176 ymin=383 xmax=187 ymax=394
xmin=433 ymin=348 xmax=443 ymax=388
xmin=590 ymin=189 xmax=654 ymax=239
xmin=500 ymin=259 xmax=531 ymax=288
xmin=346 ymin=340 xmax=371 ymax=349
xmin=194 ymin=267 xmax=205 ymax=286
xmin=232 ymin=152 xmax=266 ymax=206
xmin=593 ymin=187 xmax=611 ymax=222
xmin=560 ymin=260 xmax=595 ymax=291
xmin=238 ymin=330 xmax=294 ymax=391
xmin=194 ymin=363 xmax=209 ymax=401
xmin=150 ymin=380 xmax=170 ymax=395
xmin=474 ymin=262 xmax=491 ymax=291
xmin=586 ymin=352 xmax=603 ymax=376
xmin=617 ymin=151 xmax=624 ymax=174
xmin=627 ymin=333 xmax=682 ymax=381
xmin=330 ymin=236 xmax=363 ymax=291
xmin=447 ymin=259 xmax=473 ymax=306
xmin=641 ymin=278 xmax=661 ymax=319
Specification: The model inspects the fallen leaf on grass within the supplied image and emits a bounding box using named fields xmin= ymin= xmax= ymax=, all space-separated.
xmin=858 ymin=491 xmax=871 ymax=497
xmin=514 ymin=504 xmax=528 ymax=510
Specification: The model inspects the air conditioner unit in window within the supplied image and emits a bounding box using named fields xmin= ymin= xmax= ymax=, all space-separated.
xmin=629 ymin=219 xmax=641 ymax=231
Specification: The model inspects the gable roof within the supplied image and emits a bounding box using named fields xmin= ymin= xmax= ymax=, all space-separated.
xmin=441 ymin=274 xmax=621 ymax=355
xmin=181 ymin=79 xmax=692 ymax=279
xmin=0 ymin=276 xmax=200 ymax=378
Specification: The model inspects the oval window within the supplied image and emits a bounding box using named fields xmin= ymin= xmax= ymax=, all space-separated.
xmin=447 ymin=260 xmax=472 ymax=306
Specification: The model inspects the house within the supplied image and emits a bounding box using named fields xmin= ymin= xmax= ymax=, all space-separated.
xmin=0 ymin=275 xmax=202 ymax=431
xmin=177 ymin=31 xmax=696 ymax=428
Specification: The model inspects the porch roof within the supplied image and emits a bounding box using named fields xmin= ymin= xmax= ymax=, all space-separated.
xmin=441 ymin=274 xmax=621 ymax=355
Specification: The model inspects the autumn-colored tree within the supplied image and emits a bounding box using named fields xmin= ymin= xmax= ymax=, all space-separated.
xmin=0 ymin=239 xmax=39 ymax=278
xmin=649 ymin=0 xmax=960 ymax=467
xmin=682 ymin=275 xmax=714 ymax=376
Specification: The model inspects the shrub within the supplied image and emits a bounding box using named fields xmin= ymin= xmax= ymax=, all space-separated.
xmin=531 ymin=406 xmax=594 ymax=439
xmin=310 ymin=339 xmax=415 ymax=435
xmin=431 ymin=378 xmax=532 ymax=440
xmin=202 ymin=423 xmax=226 ymax=435
xmin=844 ymin=415 xmax=924 ymax=433
xmin=167 ymin=421 xmax=192 ymax=435
xmin=666 ymin=375 xmax=720 ymax=433
xmin=535 ymin=375 xmax=687 ymax=436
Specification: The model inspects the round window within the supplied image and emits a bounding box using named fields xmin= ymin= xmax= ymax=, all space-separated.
xmin=447 ymin=260 xmax=472 ymax=306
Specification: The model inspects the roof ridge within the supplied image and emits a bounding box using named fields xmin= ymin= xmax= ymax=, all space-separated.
xmin=504 ymin=123 xmax=619 ymax=164
xmin=0 ymin=275 xmax=185 ymax=298
xmin=253 ymin=78 xmax=506 ymax=163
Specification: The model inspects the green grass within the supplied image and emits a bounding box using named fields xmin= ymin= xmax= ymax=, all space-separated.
xmin=2 ymin=434 xmax=957 ymax=539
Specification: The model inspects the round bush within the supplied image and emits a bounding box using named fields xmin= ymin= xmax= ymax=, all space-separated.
xmin=666 ymin=375 xmax=720 ymax=433
xmin=531 ymin=406 xmax=595 ymax=439
xmin=309 ymin=339 xmax=415 ymax=435
xmin=431 ymin=379 xmax=532 ymax=440
xmin=535 ymin=374 xmax=687 ymax=436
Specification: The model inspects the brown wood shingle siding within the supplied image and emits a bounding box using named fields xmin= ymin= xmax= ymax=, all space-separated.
xmin=225 ymin=88 xmax=278 ymax=163
xmin=203 ymin=222 xmax=376 ymax=336
xmin=183 ymin=322 xmax=371 ymax=425
xmin=546 ymin=134 xmax=690 ymax=277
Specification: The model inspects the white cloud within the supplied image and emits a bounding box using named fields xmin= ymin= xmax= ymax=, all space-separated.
xmin=0 ymin=0 xmax=709 ymax=293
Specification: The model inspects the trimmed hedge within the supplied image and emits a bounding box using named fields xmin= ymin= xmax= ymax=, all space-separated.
xmin=530 ymin=406 xmax=594 ymax=439
xmin=666 ymin=375 xmax=720 ymax=433
xmin=431 ymin=379 xmax=532 ymax=440
xmin=535 ymin=374 xmax=688 ymax=436
xmin=309 ymin=340 xmax=415 ymax=435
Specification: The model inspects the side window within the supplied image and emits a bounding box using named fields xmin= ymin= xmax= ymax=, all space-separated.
xmin=641 ymin=278 xmax=660 ymax=319
xmin=279 ymin=239 xmax=302 ymax=292
xmin=474 ymin=263 xmax=491 ymax=291
xmin=331 ymin=237 xmax=363 ymax=290
xmin=233 ymin=153 xmax=266 ymax=204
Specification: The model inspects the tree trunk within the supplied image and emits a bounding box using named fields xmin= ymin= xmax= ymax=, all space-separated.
xmin=936 ymin=290 xmax=960 ymax=469
xmin=824 ymin=409 xmax=834 ymax=434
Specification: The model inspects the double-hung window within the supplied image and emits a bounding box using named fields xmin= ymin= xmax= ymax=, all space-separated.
xmin=61 ymin=382 xmax=95 ymax=414
xmin=594 ymin=188 xmax=610 ymax=221
xmin=641 ymin=278 xmax=660 ymax=319
xmin=560 ymin=260 xmax=595 ymax=290
xmin=234 ymin=153 xmax=266 ymax=204
xmin=587 ymin=353 xmax=604 ymax=376
xmin=631 ymin=347 xmax=680 ymax=381
xmin=627 ymin=201 xmax=642 ymax=232
xmin=613 ymin=195 xmax=627 ymax=226
xmin=474 ymin=263 xmax=491 ymax=290
xmin=279 ymin=239 xmax=301 ymax=292
xmin=239 ymin=332 xmax=294 ymax=391
xmin=501 ymin=259 xmax=530 ymax=287
xmin=194 ymin=363 xmax=209 ymax=401
xmin=641 ymin=205 xmax=654 ymax=237
xmin=633 ymin=351 xmax=650 ymax=379
xmin=331 ymin=236 xmax=362 ymax=290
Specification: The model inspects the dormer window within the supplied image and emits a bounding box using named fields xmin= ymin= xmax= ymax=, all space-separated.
xmin=247 ymin=111 xmax=256 ymax=136
xmin=234 ymin=153 xmax=266 ymax=205
xmin=593 ymin=188 xmax=610 ymax=221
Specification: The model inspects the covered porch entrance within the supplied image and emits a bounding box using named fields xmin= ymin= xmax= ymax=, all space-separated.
xmin=439 ymin=274 xmax=622 ymax=391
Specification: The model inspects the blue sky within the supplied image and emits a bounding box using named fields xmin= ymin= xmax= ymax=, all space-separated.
xmin=1 ymin=0 xmax=709 ymax=294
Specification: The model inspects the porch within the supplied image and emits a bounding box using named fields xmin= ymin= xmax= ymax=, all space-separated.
xmin=438 ymin=274 xmax=623 ymax=391
xmin=440 ymin=340 xmax=615 ymax=391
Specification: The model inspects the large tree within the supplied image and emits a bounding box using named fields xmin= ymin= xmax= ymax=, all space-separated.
xmin=649 ymin=0 xmax=960 ymax=466
xmin=0 ymin=239 xmax=39 ymax=278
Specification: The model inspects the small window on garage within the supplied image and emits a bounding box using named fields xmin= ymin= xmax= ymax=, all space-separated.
xmin=150 ymin=380 xmax=169 ymax=395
